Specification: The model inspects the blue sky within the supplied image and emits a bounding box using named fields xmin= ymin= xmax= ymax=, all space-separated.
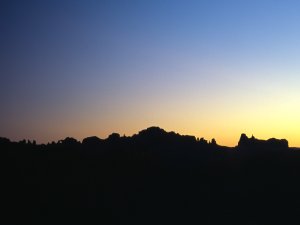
xmin=1 ymin=0 xmax=300 ymax=145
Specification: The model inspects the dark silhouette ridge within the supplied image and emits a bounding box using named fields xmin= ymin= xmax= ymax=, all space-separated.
xmin=238 ymin=133 xmax=288 ymax=149
xmin=82 ymin=136 xmax=103 ymax=146
xmin=1 ymin=126 xmax=300 ymax=225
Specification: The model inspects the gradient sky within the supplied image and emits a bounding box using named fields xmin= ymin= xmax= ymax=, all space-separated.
xmin=1 ymin=0 xmax=300 ymax=146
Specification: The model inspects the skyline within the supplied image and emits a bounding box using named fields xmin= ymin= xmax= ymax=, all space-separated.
xmin=1 ymin=0 xmax=300 ymax=146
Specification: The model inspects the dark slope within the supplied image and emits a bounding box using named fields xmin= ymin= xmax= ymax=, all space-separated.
xmin=1 ymin=127 xmax=299 ymax=225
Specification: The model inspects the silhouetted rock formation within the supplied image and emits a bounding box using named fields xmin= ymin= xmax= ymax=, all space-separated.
xmin=0 ymin=137 xmax=10 ymax=144
xmin=238 ymin=133 xmax=288 ymax=150
xmin=0 ymin=127 xmax=298 ymax=225
xmin=82 ymin=136 xmax=103 ymax=146
xmin=133 ymin=126 xmax=197 ymax=147
xmin=211 ymin=138 xmax=217 ymax=146
xmin=107 ymin=132 xmax=121 ymax=142
xmin=58 ymin=137 xmax=80 ymax=146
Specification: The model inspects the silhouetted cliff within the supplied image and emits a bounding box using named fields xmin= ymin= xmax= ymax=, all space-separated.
xmin=238 ymin=133 xmax=288 ymax=150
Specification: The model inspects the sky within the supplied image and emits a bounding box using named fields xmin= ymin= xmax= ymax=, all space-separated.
xmin=1 ymin=0 xmax=300 ymax=146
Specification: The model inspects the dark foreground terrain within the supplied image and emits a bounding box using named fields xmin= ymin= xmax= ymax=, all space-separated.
xmin=1 ymin=127 xmax=300 ymax=225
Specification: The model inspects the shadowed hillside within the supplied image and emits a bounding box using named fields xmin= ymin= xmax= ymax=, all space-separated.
xmin=1 ymin=127 xmax=300 ymax=225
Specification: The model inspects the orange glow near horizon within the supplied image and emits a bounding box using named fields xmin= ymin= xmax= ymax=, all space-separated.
xmin=4 ymin=99 xmax=300 ymax=147
xmin=2 ymin=78 xmax=300 ymax=147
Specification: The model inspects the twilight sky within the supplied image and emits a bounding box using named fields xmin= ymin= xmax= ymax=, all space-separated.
xmin=1 ymin=0 xmax=300 ymax=146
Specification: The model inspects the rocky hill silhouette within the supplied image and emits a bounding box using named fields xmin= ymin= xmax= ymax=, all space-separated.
xmin=0 ymin=127 xmax=299 ymax=225
xmin=238 ymin=133 xmax=289 ymax=149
